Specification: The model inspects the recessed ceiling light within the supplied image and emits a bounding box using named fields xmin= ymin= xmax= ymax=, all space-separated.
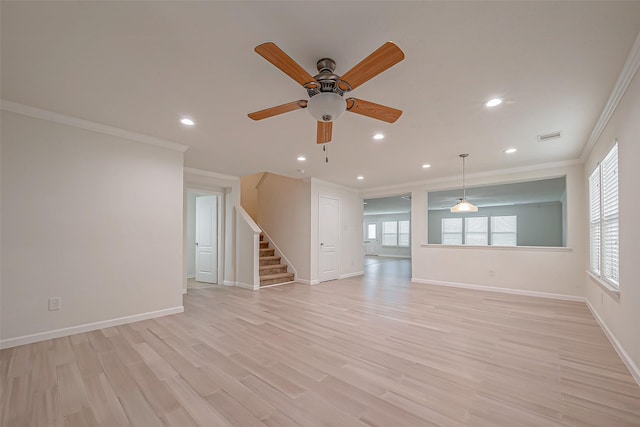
xmin=180 ymin=117 xmax=195 ymax=126
xmin=372 ymin=133 xmax=385 ymax=140
xmin=504 ymin=148 xmax=517 ymax=154
xmin=297 ymin=156 xmax=306 ymax=161
xmin=357 ymin=175 xmax=364 ymax=180
xmin=421 ymin=164 xmax=431 ymax=169
xmin=484 ymin=98 xmax=503 ymax=108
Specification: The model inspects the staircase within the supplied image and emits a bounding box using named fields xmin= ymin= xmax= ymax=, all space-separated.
xmin=258 ymin=233 xmax=294 ymax=287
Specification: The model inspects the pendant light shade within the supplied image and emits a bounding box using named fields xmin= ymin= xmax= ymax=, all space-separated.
xmin=450 ymin=153 xmax=478 ymax=213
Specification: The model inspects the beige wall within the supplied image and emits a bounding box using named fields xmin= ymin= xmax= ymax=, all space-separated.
xmin=240 ymin=172 xmax=264 ymax=222
xmin=257 ymin=173 xmax=311 ymax=280
xmin=1 ymin=111 xmax=184 ymax=344
xmin=584 ymin=65 xmax=640 ymax=374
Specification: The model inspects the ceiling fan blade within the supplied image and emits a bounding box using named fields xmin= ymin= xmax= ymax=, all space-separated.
xmin=340 ymin=42 xmax=405 ymax=91
xmin=346 ymin=98 xmax=402 ymax=123
xmin=254 ymin=42 xmax=316 ymax=87
xmin=317 ymin=121 xmax=332 ymax=144
xmin=248 ymin=100 xmax=307 ymax=121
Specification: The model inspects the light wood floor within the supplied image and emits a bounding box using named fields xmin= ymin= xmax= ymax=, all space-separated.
xmin=2 ymin=258 xmax=640 ymax=426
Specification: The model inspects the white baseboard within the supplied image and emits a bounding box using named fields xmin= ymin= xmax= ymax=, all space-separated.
xmin=339 ymin=271 xmax=364 ymax=279
xmin=296 ymin=278 xmax=320 ymax=285
xmin=410 ymin=278 xmax=585 ymax=302
xmin=223 ymin=280 xmax=234 ymax=286
xmin=0 ymin=306 xmax=184 ymax=349
xmin=585 ymin=300 xmax=640 ymax=387
xmin=235 ymin=281 xmax=258 ymax=290
xmin=187 ymin=274 xmax=195 ymax=279
xmin=376 ymin=254 xmax=411 ymax=259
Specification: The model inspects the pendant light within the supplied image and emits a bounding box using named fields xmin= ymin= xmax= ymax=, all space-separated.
xmin=450 ymin=153 xmax=478 ymax=213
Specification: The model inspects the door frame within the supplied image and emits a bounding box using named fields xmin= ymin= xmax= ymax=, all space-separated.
xmin=187 ymin=187 xmax=224 ymax=287
xmin=318 ymin=194 xmax=341 ymax=282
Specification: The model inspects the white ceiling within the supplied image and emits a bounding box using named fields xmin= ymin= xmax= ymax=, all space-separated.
xmin=2 ymin=2 xmax=640 ymax=189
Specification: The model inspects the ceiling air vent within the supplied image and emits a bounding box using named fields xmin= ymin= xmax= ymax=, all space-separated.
xmin=537 ymin=131 xmax=562 ymax=142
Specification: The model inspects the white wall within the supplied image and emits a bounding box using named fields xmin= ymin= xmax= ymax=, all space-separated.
xmin=235 ymin=206 xmax=260 ymax=289
xmin=311 ymin=179 xmax=364 ymax=282
xmin=257 ymin=173 xmax=311 ymax=280
xmin=428 ymin=201 xmax=564 ymax=247
xmin=1 ymin=111 xmax=185 ymax=344
xmin=584 ymin=62 xmax=640 ymax=375
xmin=363 ymin=212 xmax=411 ymax=257
xmin=362 ymin=163 xmax=586 ymax=298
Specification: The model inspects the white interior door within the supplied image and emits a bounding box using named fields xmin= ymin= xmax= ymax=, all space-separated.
xmin=319 ymin=196 xmax=340 ymax=282
xmin=195 ymin=195 xmax=217 ymax=283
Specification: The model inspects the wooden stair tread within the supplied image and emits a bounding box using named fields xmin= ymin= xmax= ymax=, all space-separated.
xmin=260 ymin=272 xmax=294 ymax=280
xmin=259 ymin=264 xmax=287 ymax=271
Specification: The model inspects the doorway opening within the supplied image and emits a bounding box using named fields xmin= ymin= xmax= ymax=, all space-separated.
xmin=186 ymin=190 xmax=222 ymax=288
xmin=363 ymin=194 xmax=412 ymax=278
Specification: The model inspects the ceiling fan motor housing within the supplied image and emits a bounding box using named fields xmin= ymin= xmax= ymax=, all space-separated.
xmin=306 ymin=57 xmax=349 ymax=122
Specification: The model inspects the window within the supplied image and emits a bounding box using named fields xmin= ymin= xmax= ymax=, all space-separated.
xmin=398 ymin=220 xmax=410 ymax=246
xmin=465 ymin=217 xmax=488 ymax=246
xmin=441 ymin=215 xmax=517 ymax=246
xmin=382 ymin=221 xmax=398 ymax=246
xmin=367 ymin=223 xmax=377 ymax=240
xmin=382 ymin=220 xmax=410 ymax=247
xmin=589 ymin=143 xmax=619 ymax=288
xmin=442 ymin=218 xmax=463 ymax=245
xmin=491 ymin=216 xmax=517 ymax=246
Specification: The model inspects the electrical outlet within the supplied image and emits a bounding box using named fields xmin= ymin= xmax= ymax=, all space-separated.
xmin=48 ymin=297 xmax=61 ymax=311
xmin=488 ymin=270 xmax=495 ymax=277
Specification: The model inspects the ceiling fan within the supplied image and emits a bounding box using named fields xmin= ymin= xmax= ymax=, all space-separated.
xmin=248 ymin=42 xmax=405 ymax=144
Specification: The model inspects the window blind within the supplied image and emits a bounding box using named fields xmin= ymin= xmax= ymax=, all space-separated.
xmin=382 ymin=221 xmax=398 ymax=246
xmin=398 ymin=220 xmax=410 ymax=247
xmin=601 ymin=143 xmax=619 ymax=286
xmin=491 ymin=216 xmax=517 ymax=246
xmin=465 ymin=217 xmax=488 ymax=246
xmin=588 ymin=167 xmax=601 ymax=275
xmin=442 ymin=218 xmax=462 ymax=245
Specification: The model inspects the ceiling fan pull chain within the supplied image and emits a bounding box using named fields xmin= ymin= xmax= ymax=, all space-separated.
xmin=323 ymin=144 xmax=329 ymax=163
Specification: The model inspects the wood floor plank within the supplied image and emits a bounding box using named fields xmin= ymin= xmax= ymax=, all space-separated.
xmin=1 ymin=257 xmax=639 ymax=426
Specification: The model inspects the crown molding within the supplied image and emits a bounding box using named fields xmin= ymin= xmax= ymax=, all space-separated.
xmin=310 ymin=177 xmax=359 ymax=193
xmin=580 ymin=32 xmax=640 ymax=162
xmin=184 ymin=167 xmax=239 ymax=181
xmin=1 ymin=100 xmax=189 ymax=153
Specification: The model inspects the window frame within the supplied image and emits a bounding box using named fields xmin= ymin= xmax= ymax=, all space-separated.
xmin=589 ymin=142 xmax=619 ymax=290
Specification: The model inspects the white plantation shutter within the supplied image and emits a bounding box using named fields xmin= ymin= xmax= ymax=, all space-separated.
xmin=465 ymin=217 xmax=488 ymax=246
xmin=398 ymin=220 xmax=410 ymax=247
xmin=601 ymin=144 xmax=619 ymax=286
xmin=491 ymin=216 xmax=517 ymax=246
xmin=588 ymin=167 xmax=601 ymax=275
xmin=382 ymin=221 xmax=398 ymax=246
xmin=442 ymin=218 xmax=462 ymax=245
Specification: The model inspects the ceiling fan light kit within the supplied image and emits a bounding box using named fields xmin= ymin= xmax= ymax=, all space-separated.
xmin=248 ymin=41 xmax=405 ymax=144
xmin=450 ymin=153 xmax=478 ymax=213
